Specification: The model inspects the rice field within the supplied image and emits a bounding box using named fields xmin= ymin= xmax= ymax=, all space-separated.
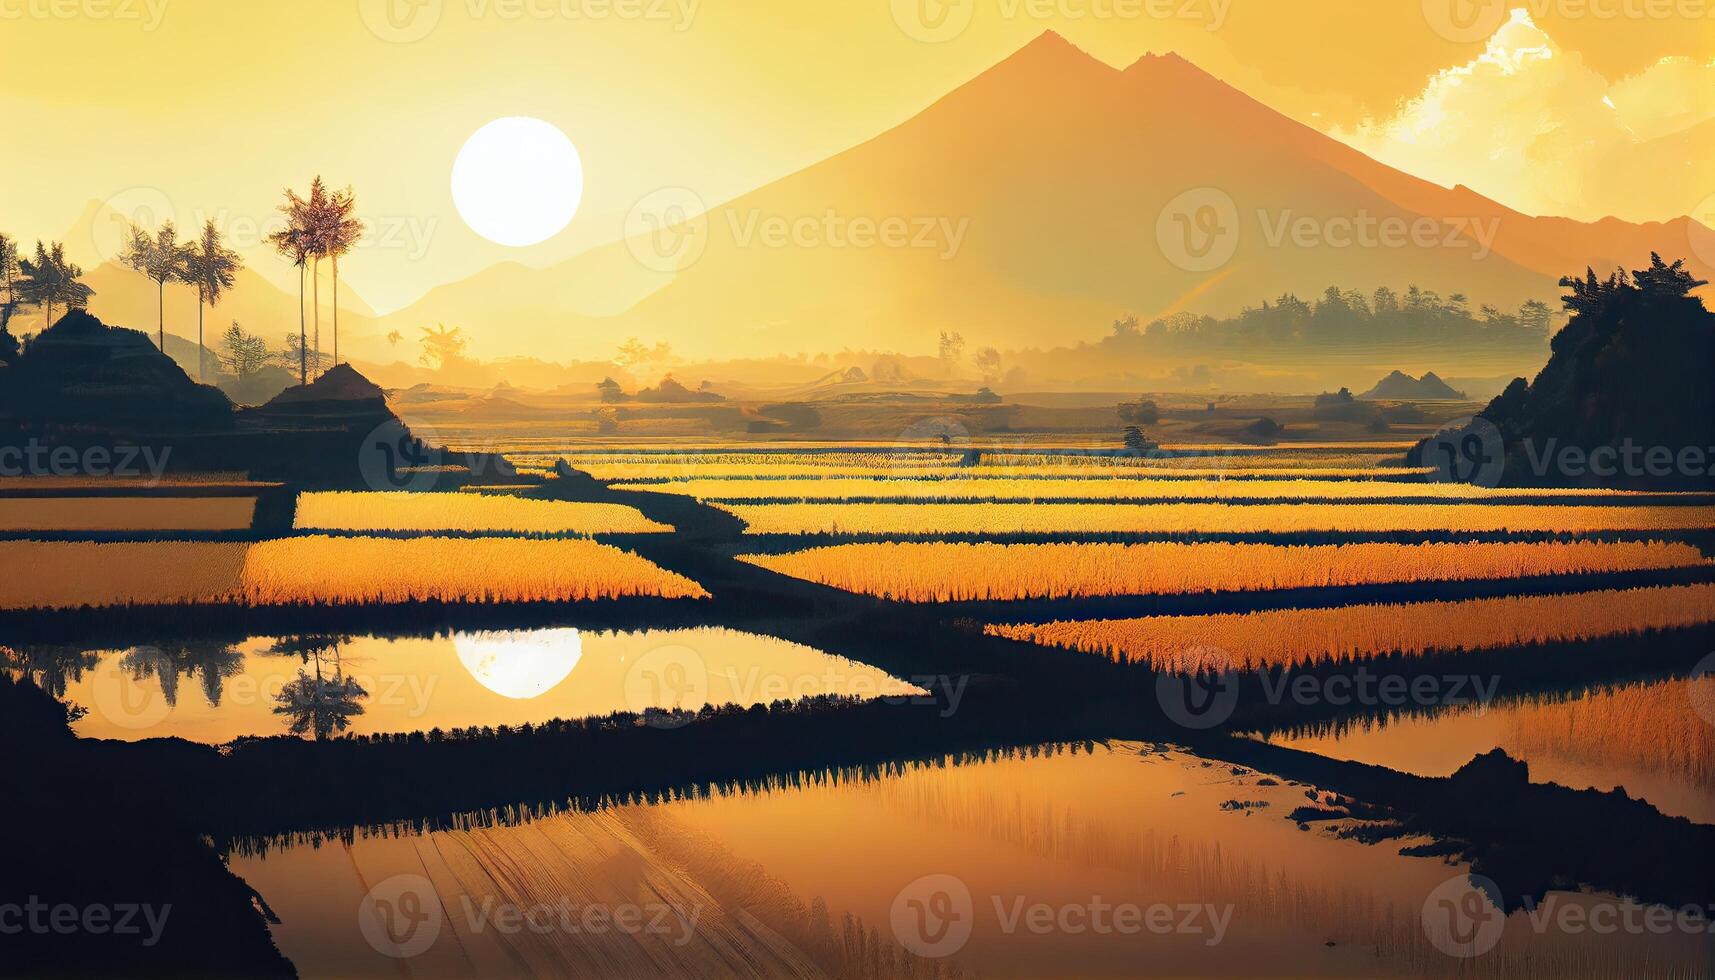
xmin=295 ymin=492 xmax=670 ymax=534
xmin=582 ymin=463 xmax=1435 ymax=481
xmin=624 ymin=477 xmax=1655 ymax=502
xmin=721 ymin=501 xmax=1715 ymax=536
xmin=0 ymin=536 xmax=706 ymax=609
xmin=0 ymin=498 xmax=258 ymax=532
xmin=740 ymin=540 xmax=1708 ymax=602
xmin=987 ymin=582 xmax=1715 ymax=670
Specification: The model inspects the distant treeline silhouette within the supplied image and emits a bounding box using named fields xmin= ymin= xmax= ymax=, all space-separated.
xmin=1101 ymin=284 xmax=1553 ymax=352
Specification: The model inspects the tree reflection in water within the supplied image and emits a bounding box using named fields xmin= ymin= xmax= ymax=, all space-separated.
xmin=267 ymin=636 xmax=367 ymax=740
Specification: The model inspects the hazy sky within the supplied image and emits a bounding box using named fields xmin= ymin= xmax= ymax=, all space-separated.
xmin=5 ymin=0 xmax=1710 ymax=312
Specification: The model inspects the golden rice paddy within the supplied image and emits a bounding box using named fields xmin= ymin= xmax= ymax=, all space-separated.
xmin=295 ymin=492 xmax=670 ymax=534
xmin=0 ymin=537 xmax=706 ymax=609
xmin=1502 ymin=679 xmax=1714 ymax=789
xmin=721 ymin=502 xmax=1715 ymax=535
xmin=0 ymin=498 xmax=257 ymax=532
xmin=580 ymin=463 xmax=1436 ymax=481
xmin=740 ymin=540 xmax=1708 ymax=602
xmin=625 ymin=477 xmax=1648 ymax=502
xmin=987 ymin=583 xmax=1715 ymax=671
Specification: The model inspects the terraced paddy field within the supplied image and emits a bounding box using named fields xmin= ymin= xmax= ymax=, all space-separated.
xmin=15 ymin=442 xmax=1715 ymax=979
xmin=719 ymin=501 xmax=1715 ymax=535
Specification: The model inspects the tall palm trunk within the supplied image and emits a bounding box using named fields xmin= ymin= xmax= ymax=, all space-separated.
xmin=297 ymin=264 xmax=307 ymax=385
xmin=331 ymin=255 xmax=339 ymax=368
xmin=311 ymin=257 xmax=321 ymax=379
xmin=156 ymin=281 xmax=164 ymax=351
xmin=196 ymin=291 xmax=205 ymax=381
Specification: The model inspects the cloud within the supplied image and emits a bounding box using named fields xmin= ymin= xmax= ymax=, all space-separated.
xmin=1331 ymin=8 xmax=1715 ymax=222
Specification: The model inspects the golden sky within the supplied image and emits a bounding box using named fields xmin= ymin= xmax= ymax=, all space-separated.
xmin=4 ymin=0 xmax=1711 ymax=313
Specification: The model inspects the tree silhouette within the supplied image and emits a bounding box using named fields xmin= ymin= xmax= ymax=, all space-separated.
xmin=0 ymin=232 xmax=18 ymax=335
xmin=181 ymin=220 xmax=244 ymax=381
xmin=267 ymin=184 xmax=315 ymax=383
xmin=119 ymin=222 xmax=189 ymax=351
xmin=265 ymin=636 xmax=366 ymax=740
xmin=419 ymin=323 xmax=467 ymax=371
xmin=1631 ymin=252 xmax=1708 ymax=297
xmin=218 ymin=322 xmax=269 ymax=380
xmin=18 ymin=241 xmax=94 ymax=330
xmin=300 ymin=178 xmax=333 ymax=376
xmin=321 ymin=185 xmax=363 ymax=368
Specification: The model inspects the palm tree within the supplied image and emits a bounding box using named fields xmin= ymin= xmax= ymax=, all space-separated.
xmin=267 ymin=192 xmax=313 ymax=384
xmin=323 ymin=185 xmax=363 ymax=368
xmin=18 ymin=241 xmax=94 ymax=329
xmin=119 ymin=221 xmax=188 ymax=350
xmin=181 ymin=220 xmax=244 ymax=381
xmin=303 ymin=177 xmax=332 ymax=377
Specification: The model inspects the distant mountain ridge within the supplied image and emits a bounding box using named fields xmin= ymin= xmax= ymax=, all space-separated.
xmin=344 ymin=31 xmax=1712 ymax=366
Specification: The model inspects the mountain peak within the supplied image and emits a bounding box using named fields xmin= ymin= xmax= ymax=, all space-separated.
xmin=992 ymin=29 xmax=1111 ymax=75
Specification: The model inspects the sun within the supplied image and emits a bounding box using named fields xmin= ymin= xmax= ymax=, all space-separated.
xmin=451 ymin=117 xmax=584 ymax=247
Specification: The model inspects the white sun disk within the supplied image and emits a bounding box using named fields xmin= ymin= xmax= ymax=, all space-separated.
xmin=452 ymin=117 xmax=584 ymax=247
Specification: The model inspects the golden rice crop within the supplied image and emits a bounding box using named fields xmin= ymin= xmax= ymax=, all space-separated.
xmin=0 ymin=537 xmax=706 ymax=609
xmin=988 ymin=582 xmax=1715 ymax=670
xmin=0 ymin=498 xmax=257 ymax=532
xmin=1502 ymin=679 xmax=1714 ymax=788
xmin=590 ymin=464 xmax=1432 ymax=481
xmin=741 ymin=540 xmax=1708 ymax=602
xmin=722 ymin=502 xmax=1715 ymax=535
xmin=627 ymin=477 xmax=1648 ymax=501
xmin=295 ymin=492 xmax=670 ymax=534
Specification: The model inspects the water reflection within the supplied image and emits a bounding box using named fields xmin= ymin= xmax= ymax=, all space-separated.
xmin=231 ymin=743 xmax=1710 ymax=978
xmin=7 ymin=628 xmax=923 ymax=744
xmin=1256 ymin=676 xmax=1715 ymax=824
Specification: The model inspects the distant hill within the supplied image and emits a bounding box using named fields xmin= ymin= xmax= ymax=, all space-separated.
xmin=1361 ymin=371 xmax=1467 ymax=401
xmin=1412 ymin=256 xmax=1713 ymax=489
xmin=0 ymin=310 xmax=232 ymax=429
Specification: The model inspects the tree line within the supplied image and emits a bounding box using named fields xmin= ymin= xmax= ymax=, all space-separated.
xmin=1106 ymin=284 xmax=1557 ymax=350
xmin=0 ymin=175 xmax=363 ymax=386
